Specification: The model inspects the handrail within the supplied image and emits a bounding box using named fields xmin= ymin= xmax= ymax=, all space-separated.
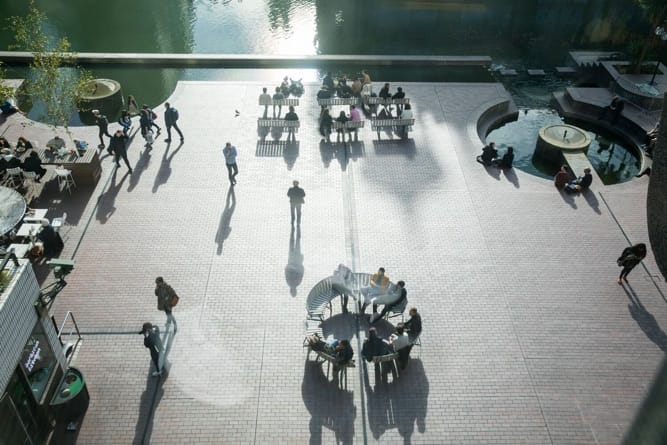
xmin=57 ymin=311 xmax=82 ymax=364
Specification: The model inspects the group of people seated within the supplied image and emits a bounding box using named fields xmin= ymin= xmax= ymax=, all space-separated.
xmin=0 ymin=148 xmax=47 ymax=182
xmin=318 ymin=71 xmax=372 ymax=99
xmin=362 ymin=307 xmax=422 ymax=370
xmin=554 ymin=165 xmax=593 ymax=193
xmin=319 ymin=105 xmax=363 ymax=143
xmin=477 ymin=142 xmax=514 ymax=169
xmin=306 ymin=335 xmax=355 ymax=369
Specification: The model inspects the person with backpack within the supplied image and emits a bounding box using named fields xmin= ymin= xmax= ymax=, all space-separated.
xmin=164 ymin=102 xmax=183 ymax=143
xmin=142 ymin=104 xmax=161 ymax=135
xmin=93 ymin=109 xmax=112 ymax=149
xmin=155 ymin=276 xmax=179 ymax=332
xmin=617 ymin=243 xmax=647 ymax=285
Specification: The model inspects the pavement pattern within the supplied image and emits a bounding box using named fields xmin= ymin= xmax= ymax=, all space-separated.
xmin=43 ymin=81 xmax=667 ymax=444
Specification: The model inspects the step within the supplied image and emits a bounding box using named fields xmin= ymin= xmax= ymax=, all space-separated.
xmin=527 ymin=69 xmax=546 ymax=76
xmin=499 ymin=69 xmax=518 ymax=76
xmin=555 ymin=67 xmax=577 ymax=76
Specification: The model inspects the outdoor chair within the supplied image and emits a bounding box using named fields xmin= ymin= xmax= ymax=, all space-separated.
xmin=51 ymin=212 xmax=68 ymax=233
xmin=55 ymin=168 xmax=76 ymax=194
xmin=3 ymin=167 xmax=23 ymax=188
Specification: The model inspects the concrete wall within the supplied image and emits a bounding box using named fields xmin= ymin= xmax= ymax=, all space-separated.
xmin=647 ymin=95 xmax=667 ymax=281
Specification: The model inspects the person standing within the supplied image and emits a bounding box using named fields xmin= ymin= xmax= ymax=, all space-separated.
xmin=109 ymin=130 xmax=132 ymax=173
xmin=259 ymin=87 xmax=272 ymax=118
xmin=140 ymin=322 xmax=164 ymax=377
xmin=272 ymin=87 xmax=284 ymax=118
xmin=155 ymin=277 xmax=178 ymax=332
xmin=164 ymin=102 xmax=184 ymax=143
xmin=118 ymin=110 xmax=132 ymax=137
xmin=93 ymin=110 xmax=112 ymax=149
xmin=284 ymin=105 xmax=299 ymax=142
xmin=617 ymin=243 xmax=647 ymax=285
xmin=287 ymin=180 xmax=305 ymax=226
xmin=223 ymin=142 xmax=238 ymax=185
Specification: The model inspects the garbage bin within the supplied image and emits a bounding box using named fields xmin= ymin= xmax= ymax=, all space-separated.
xmin=50 ymin=367 xmax=89 ymax=427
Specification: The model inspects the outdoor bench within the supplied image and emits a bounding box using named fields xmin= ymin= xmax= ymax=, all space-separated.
xmin=317 ymin=97 xmax=359 ymax=107
xmin=259 ymin=97 xmax=299 ymax=107
xmin=370 ymin=118 xmax=415 ymax=140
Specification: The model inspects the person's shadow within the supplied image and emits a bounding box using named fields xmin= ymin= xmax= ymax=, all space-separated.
xmin=152 ymin=142 xmax=182 ymax=193
xmin=132 ymin=372 xmax=166 ymax=445
xmin=581 ymin=189 xmax=601 ymax=214
xmin=625 ymin=285 xmax=667 ymax=352
xmin=127 ymin=146 xmax=152 ymax=192
xmin=96 ymin=169 xmax=129 ymax=224
xmin=502 ymin=167 xmax=520 ymax=188
xmin=558 ymin=189 xmax=577 ymax=209
xmin=283 ymin=141 xmax=299 ymax=170
xmin=363 ymin=358 xmax=429 ymax=442
xmin=215 ymin=186 xmax=236 ymax=255
xmin=301 ymin=360 xmax=356 ymax=445
xmin=285 ymin=226 xmax=304 ymax=296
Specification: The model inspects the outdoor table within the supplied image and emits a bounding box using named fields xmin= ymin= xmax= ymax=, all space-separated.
xmin=23 ymin=208 xmax=48 ymax=222
xmin=0 ymin=186 xmax=27 ymax=235
xmin=8 ymin=243 xmax=33 ymax=258
xmin=16 ymin=147 xmax=102 ymax=185
xmin=15 ymin=222 xmax=42 ymax=238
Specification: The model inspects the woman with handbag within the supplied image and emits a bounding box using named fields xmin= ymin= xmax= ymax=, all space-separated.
xmin=155 ymin=276 xmax=179 ymax=332
xmin=617 ymin=243 xmax=647 ymax=285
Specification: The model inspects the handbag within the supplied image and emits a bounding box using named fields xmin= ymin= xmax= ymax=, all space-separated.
xmin=169 ymin=294 xmax=180 ymax=307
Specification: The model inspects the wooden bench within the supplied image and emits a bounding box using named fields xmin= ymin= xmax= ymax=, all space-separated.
xmin=258 ymin=97 xmax=299 ymax=107
xmin=257 ymin=118 xmax=300 ymax=140
xmin=306 ymin=277 xmax=342 ymax=321
xmin=332 ymin=120 xmax=365 ymax=142
xmin=370 ymin=118 xmax=415 ymax=140
xmin=365 ymin=97 xmax=410 ymax=106
xmin=317 ymin=97 xmax=359 ymax=107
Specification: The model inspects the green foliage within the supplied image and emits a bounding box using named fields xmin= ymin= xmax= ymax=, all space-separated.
xmin=0 ymin=62 xmax=15 ymax=100
xmin=6 ymin=0 xmax=93 ymax=132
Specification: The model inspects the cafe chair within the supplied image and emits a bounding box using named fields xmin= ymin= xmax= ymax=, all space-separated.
xmin=51 ymin=212 xmax=68 ymax=233
xmin=2 ymin=167 xmax=23 ymax=188
xmin=21 ymin=170 xmax=39 ymax=190
xmin=54 ymin=168 xmax=76 ymax=194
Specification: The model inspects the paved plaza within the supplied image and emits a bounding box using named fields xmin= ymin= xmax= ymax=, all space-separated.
xmin=41 ymin=81 xmax=667 ymax=444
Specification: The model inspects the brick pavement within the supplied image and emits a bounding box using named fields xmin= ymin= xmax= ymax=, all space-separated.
xmin=44 ymin=81 xmax=666 ymax=444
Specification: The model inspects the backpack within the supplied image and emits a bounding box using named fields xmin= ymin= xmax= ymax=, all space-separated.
xmin=171 ymin=108 xmax=179 ymax=121
xmin=151 ymin=110 xmax=158 ymax=120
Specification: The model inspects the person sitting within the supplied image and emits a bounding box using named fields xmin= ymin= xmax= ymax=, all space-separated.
xmin=317 ymin=85 xmax=332 ymax=108
xmin=284 ymin=105 xmax=299 ymax=142
xmin=22 ymin=151 xmax=47 ymax=182
xmin=259 ymin=87 xmax=272 ymax=118
xmin=360 ymin=267 xmax=391 ymax=314
xmin=46 ymin=136 xmax=66 ymax=151
xmin=351 ymin=78 xmax=362 ymax=97
xmin=272 ymin=87 xmax=284 ymax=118
xmin=334 ymin=339 xmax=354 ymax=368
xmin=392 ymin=87 xmax=406 ymax=115
xmin=388 ymin=323 xmax=412 ymax=369
xmin=397 ymin=103 xmax=413 ymax=139
xmin=362 ymin=327 xmax=389 ymax=362
xmin=0 ymin=136 xmax=11 ymax=149
xmin=280 ymin=76 xmax=290 ymax=97
xmin=599 ymin=95 xmax=624 ymax=124
xmin=404 ymin=307 xmax=422 ymax=342
xmin=73 ymin=139 xmax=89 ymax=151
xmin=118 ymin=110 xmax=132 ymax=136
xmin=554 ymin=165 xmax=569 ymax=188
xmin=565 ymin=167 xmax=593 ymax=193
xmin=1 ymin=148 xmax=20 ymax=168
xmin=322 ymin=72 xmax=335 ymax=92
xmin=337 ymin=77 xmax=353 ymax=98
xmin=335 ymin=110 xmax=350 ymax=143
xmin=379 ymin=83 xmax=391 ymax=100
xmin=16 ymin=136 xmax=33 ymax=152
xmin=477 ymin=142 xmax=498 ymax=165
xmin=362 ymin=69 xmax=372 ymax=86
xmin=0 ymin=98 xmax=24 ymax=116
xmin=36 ymin=219 xmax=64 ymax=258
xmin=492 ymin=146 xmax=514 ymax=169
xmin=372 ymin=280 xmax=407 ymax=323
xmin=319 ymin=108 xmax=333 ymax=143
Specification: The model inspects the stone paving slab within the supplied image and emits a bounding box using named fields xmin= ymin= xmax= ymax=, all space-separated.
xmin=42 ymin=81 xmax=667 ymax=444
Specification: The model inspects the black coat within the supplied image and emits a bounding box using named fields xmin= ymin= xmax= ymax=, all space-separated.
xmin=109 ymin=134 xmax=128 ymax=154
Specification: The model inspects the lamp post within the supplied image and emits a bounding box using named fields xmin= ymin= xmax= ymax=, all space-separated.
xmin=649 ymin=24 xmax=667 ymax=86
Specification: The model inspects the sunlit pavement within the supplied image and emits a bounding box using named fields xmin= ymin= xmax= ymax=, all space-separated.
xmin=51 ymin=81 xmax=666 ymax=444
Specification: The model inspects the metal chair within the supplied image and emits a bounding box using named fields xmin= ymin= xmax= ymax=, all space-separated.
xmin=54 ymin=168 xmax=76 ymax=194
xmin=3 ymin=167 xmax=23 ymax=188
xmin=51 ymin=212 xmax=68 ymax=232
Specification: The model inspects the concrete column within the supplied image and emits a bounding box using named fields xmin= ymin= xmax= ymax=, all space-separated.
xmin=647 ymin=93 xmax=667 ymax=281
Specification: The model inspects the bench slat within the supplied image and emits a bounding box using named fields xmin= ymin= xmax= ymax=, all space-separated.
xmin=258 ymin=98 xmax=299 ymax=106
xmin=366 ymin=97 xmax=410 ymax=105
xmin=332 ymin=120 xmax=365 ymax=130
xmin=317 ymin=97 xmax=359 ymax=106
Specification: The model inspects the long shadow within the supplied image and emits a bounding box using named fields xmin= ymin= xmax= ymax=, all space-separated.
xmin=624 ymin=285 xmax=667 ymax=352
xmin=127 ymin=146 xmax=153 ymax=192
xmin=152 ymin=142 xmax=182 ymax=193
xmin=363 ymin=358 xmax=429 ymax=443
xmin=132 ymin=372 xmax=166 ymax=445
xmin=320 ymin=312 xmax=358 ymax=342
xmin=96 ymin=169 xmax=129 ymax=224
xmin=215 ymin=185 xmax=236 ymax=255
xmin=476 ymin=160 xmax=501 ymax=180
xmin=581 ymin=189 xmax=601 ymax=214
xmin=502 ymin=167 xmax=520 ymax=188
xmin=29 ymin=172 xmax=96 ymax=226
xmin=372 ymin=139 xmax=416 ymax=159
xmin=255 ymin=140 xmax=300 ymax=170
xmin=558 ymin=188 xmax=577 ymax=209
xmin=301 ymin=361 xmax=356 ymax=445
xmin=285 ymin=225 xmax=304 ymax=296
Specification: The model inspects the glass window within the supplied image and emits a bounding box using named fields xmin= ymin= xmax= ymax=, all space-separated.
xmin=19 ymin=323 xmax=57 ymax=403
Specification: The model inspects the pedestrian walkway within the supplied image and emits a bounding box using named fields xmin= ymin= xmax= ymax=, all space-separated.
xmin=49 ymin=81 xmax=666 ymax=444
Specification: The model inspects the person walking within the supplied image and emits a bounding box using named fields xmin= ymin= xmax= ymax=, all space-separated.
xmin=108 ymin=130 xmax=132 ymax=173
xmin=164 ymin=102 xmax=184 ymax=143
xmin=223 ymin=142 xmax=238 ymax=185
xmin=93 ymin=109 xmax=112 ymax=149
xmin=287 ymin=180 xmax=305 ymax=226
xmin=140 ymin=322 xmax=164 ymax=377
xmin=617 ymin=243 xmax=647 ymax=285
xmin=155 ymin=276 xmax=179 ymax=332
xmin=142 ymin=104 xmax=161 ymax=135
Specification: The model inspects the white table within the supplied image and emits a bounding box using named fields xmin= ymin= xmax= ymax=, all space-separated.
xmin=8 ymin=243 xmax=32 ymax=258
xmin=16 ymin=223 xmax=42 ymax=238
xmin=23 ymin=208 xmax=48 ymax=223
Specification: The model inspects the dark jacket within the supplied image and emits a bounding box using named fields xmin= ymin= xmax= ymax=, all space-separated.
xmin=96 ymin=115 xmax=109 ymax=130
xmin=362 ymin=336 xmax=389 ymax=362
xmin=22 ymin=155 xmax=44 ymax=173
xmin=164 ymin=107 xmax=179 ymax=126
xmin=285 ymin=111 xmax=298 ymax=121
xmin=109 ymin=134 xmax=128 ymax=154
xmin=499 ymin=152 xmax=514 ymax=169
xmin=37 ymin=225 xmax=64 ymax=257
xmin=405 ymin=313 xmax=422 ymax=340
xmin=335 ymin=341 xmax=354 ymax=366
xmin=155 ymin=282 xmax=176 ymax=311
xmin=144 ymin=328 xmax=163 ymax=354
xmin=287 ymin=186 xmax=305 ymax=205
xmin=579 ymin=173 xmax=593 ymax=189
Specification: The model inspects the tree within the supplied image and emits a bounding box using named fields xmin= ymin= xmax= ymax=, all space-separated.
xmin=632 ymin=0 xmax=667 ymax=74
xmin=0 ymin=62 xmax=16 ymax=101
xmin=6 ymin=0 xmax=92 ymax=135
